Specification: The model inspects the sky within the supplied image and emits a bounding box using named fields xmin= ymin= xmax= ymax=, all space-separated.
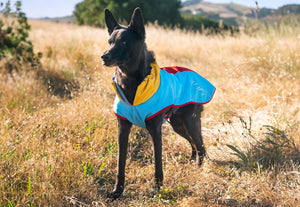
xmin=2 ymin=0 xmax=300 ymax=18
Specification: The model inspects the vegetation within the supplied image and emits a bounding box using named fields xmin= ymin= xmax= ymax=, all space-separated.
xmin=0 ymin=0 xmax=40 ymax=72
xmin=0 ymin=2 xmax=299 ymax=206
xmin=243 ymin=14 xmax=300 ymax=37
xmin=0 ymin=0 xmax=79 ymax=98
xmin=226 ymin=118 xmax=299 ymax=172
xmin=73 ymin=0 xmax=182 ymax=27
xmin=73 ymin=0 xmax=234 ymax=34
xmin=251 ymin=4 xmax=300 ymax=18
xmin=276 ymin=4 xmax=300 ymax=15
xmin=181 ymin=13 xmax=236 ymax=34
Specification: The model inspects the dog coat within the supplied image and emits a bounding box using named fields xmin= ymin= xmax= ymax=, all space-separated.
xmin=112 ymin=62 xmax=215 ymax=128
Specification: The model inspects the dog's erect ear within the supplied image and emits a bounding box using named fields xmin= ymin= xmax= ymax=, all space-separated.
xmin=128 ymin=7 xmax=145 ymax=39
xmin=105 ymin=9 xmax=119 ymax=35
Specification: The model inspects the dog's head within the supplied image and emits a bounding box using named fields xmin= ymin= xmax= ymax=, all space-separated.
xmin=101 ymin=7 xmax=146 ymax=71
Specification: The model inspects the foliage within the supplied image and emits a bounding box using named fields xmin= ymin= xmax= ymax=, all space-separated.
xmin=246 ymin=4 xmax=300 ymax=19
xmin=73 ymin=0 xmax=182 ymax=27
xmin=246 ymin=7 xmax=273 ymax=19
xmin=180 ymin=13 xmax=237 ymax=34
xmin=0 ymin=0 xmax=41 ymax=73
xmin=276 ymin=4 xmax=300 ymax=16
xmin=243 ymin=14 xmax=300 ymax=37
xmin=0 ymin=1 xmax=79 ymax=99
xmin=73 ymin=0 xmax=235 ymax=33
xmin=226 ymin=118 xmax=299 ymax=172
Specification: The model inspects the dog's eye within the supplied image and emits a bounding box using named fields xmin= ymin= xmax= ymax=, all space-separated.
xmin=121 ymin=41 xmax=126 ymax=46
xmin=108 ymin=39 xmax=113 ymax=45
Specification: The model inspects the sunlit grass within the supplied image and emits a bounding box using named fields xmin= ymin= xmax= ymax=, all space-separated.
xmin=0 ymin=19 xmax=299 ymax=206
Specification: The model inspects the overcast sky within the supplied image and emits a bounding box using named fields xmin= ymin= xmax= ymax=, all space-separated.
xmin=4 ymin=0 xmax=300 ymax=18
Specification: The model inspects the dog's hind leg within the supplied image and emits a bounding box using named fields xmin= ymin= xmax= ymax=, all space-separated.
xmin=169 ymin=113 xmax=197 ymax=160
xmin=170 ymin=104 xmax=205 ymax=166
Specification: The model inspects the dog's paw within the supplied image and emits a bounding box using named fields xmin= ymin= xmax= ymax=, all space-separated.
xmin=154 ymin=180 xmax=163 ymax=191
xmin=107 ymin=187 xmax=123 ymax=199
xmin=197 ymin=154 xmax=205 ymax=166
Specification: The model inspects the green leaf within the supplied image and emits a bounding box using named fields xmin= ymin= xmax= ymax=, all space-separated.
xmin=28 ymin=177 xmax=32 ymax=195
xmin=98 ymin=162 xmax=105 ymax=174
xmin=226 ymin=144 xmax=248 ymax=163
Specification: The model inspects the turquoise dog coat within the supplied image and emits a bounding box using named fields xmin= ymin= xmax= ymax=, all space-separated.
xmin=112 ymin=62 xmax=215 ymax=128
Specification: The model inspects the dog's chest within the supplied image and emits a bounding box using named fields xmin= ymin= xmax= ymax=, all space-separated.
xmin=116 ymin=71 xmax=140 ymax=104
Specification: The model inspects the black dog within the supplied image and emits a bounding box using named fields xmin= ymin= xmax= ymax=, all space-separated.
xmin=101 ymin=8 xmax=215 ymax=199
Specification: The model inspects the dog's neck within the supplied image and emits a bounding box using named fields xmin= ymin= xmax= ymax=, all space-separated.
xmin=115 ymin=45 xmax=154 ymax=104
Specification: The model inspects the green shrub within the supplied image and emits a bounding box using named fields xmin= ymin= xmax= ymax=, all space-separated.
xmin=0 ymin=0 xmax=41 ymax=73
xmin=73 ymin=0 xmax=182 ymax=27
xmin=180 ymin=13 xmax=237 ymax=34
xmin=73 ymin=0 xmax=237 ymax=34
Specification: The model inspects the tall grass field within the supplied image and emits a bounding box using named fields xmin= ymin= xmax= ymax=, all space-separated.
xmin=0 ymin=19 xmax=299 ymax=206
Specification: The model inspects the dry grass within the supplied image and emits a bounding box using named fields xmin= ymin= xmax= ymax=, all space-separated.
xmin=0 ymin=19 xmax=299 ymax=206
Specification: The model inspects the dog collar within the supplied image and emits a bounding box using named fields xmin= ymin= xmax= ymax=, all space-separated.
xmin=111 ymin=62 xmax=161 ymax=106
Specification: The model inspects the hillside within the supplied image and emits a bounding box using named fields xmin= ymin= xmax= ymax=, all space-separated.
xmin=181 ymin=0 xmax=300 ymax=26
xmin=40 ymin=1 xmax=252 ymax=26
xmin=181 ymin=0 xmax=253 ymax=25
xmin=38 ymin=16 xmax=75 ymax=24
xmin=181 ymin=0 xmax=252 ymax=18
xmin=37 ymin=2 xmax=300 ymax=28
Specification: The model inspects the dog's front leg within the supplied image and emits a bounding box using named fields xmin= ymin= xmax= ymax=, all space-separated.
xmin=108 ymin=117 xmax=132 ymax=199
xmin=146 ymin=115 xmax=165 ymax=189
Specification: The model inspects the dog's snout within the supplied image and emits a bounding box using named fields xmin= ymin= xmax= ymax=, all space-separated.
xmin=101 ymin=53 xmax=111 ymax=62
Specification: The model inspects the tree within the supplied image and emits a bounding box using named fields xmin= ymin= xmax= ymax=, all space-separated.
xmin=73 ymin=0 xmax=182 ymax=27
xmin=0 ymin=0 xmax=41 ymax=72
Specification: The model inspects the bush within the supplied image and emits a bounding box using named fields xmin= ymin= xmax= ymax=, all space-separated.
xmin=180 ymin=13 xmax=237 ymax=34
xmin=0 ymin=0 xmax=41 ymax=73
xmin=73 ymin=0 xmax=182 ymax=27
xmin=73 ymin=0 xmax=237 ymax=34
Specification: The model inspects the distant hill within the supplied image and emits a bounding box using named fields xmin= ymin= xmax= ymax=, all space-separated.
xmin=38 ymin=16 xmax=75 ymax=24
xmin=181 ymin=0 xmax=252 ymax=25
xmin=276 ymin=4 xmax=300 ymax=16
xmin=36 ymin=2 xmax=300 ymax=27
xmin=181 ymin=0 xmax=252 ymax=18
xmin=181 ymin=0 xmax=300 ymax=26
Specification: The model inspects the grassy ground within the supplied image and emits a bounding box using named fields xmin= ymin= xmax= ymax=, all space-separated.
xmin=0 ymin=19 xmax=299 ymax=206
